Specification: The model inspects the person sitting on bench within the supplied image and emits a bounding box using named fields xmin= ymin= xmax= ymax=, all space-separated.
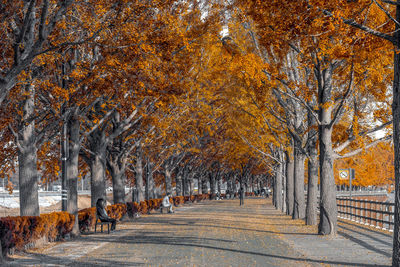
xmin=96 ymin=198 xmax=116 ymax=231
xmin=162 ymin=193 xmax=174 ymax=213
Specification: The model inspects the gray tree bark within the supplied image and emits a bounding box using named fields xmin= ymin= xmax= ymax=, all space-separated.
xmin=197 ymin=177 xmax=202 ymax=195
xmin=281 ymin=158 xmax=286 ymax=213
xmin=318 ymin=66 xmax=337 ymax=235
xmin=293 ymin=139 xmax=306 ymax=219
xmin=18 ymin=84 xmax=39 ymax=216
xmin=108 ymin=159 xmax=126 ymax=204
xmin=184 ymin=166 xmax=190 ymax=196
xmin=164 ymin=164 xmax=173 ymax=195
xmin=275 ymin=162 xmax=283 ymax=211
xmin=176 ymin=168 xmax=183 ymax=196
xmin=285 ymin=151 xmax=294 ymax=216
xmin=209 ymin=172 xmax=216 ymax=199
xmin=106 ymin=131 xmax=128 ymax=204
xmin=66 ymin=112 xmax=80 ymax=236
xmin=88 ymin=129 xmax=107 ymax=207
xmin=306 ymin=110 xmax=318 ymax=226
xmin=135 ymin=146 xmax=145 ymax=202
xmin=217 ymin=176 xmax=222 ymax=194
xmin=146 ymin=160 xmax=155 ymax=199
xmin=392 ymin=4 xmax=400 ymax=265
xmin=273 ymin=175 xmax=277 ymax=207
xmin=201 ymin=173 xmax=208 ymax=194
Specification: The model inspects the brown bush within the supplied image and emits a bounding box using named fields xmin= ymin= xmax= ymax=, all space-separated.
xmin=0 ymin=193 xmax=213 ymax=257
xmin=0 ymin=211 xmax=74 ymax=255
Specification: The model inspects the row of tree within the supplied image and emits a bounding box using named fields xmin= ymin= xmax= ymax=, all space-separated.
xmin=1 ymin=0 xmax=400 ymax=265
xmin=0 ymin=0 xmax=271 ymax=236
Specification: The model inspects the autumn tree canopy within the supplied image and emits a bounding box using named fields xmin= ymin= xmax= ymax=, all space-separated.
xmin=0 ymin=0 xmax=398 ymax=257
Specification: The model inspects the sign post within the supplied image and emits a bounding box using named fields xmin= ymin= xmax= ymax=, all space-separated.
xmin=349 ymin=168 xmax=355 ymax=198
xmin=339 ymin=169 xmax=355 ymax=198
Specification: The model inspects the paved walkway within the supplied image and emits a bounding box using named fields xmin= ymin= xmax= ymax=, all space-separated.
xmin=5 ymin=198 xmax=392 ymax=266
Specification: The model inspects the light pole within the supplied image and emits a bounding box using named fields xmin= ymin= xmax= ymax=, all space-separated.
xmin=61 ymin=120 xmax=68 ymax=211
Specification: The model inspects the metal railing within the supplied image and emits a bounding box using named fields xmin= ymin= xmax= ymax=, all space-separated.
xmin=337 ymin=197 xmax=395 ymax=232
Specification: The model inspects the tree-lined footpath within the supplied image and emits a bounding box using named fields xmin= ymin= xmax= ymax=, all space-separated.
xmin=0 ymin=0 xmax=399 ymax=265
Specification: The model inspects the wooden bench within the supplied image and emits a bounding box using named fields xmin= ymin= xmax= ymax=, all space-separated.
xmin=95 ymin=214 xmax=111 ymax=234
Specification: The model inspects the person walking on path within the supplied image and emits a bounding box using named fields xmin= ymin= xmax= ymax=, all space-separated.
xmin=162 ymin=194 xmax=174 ymax=213
xmin=239 ymin=187 xmax=244 ymax=206
xmin=96 ymin=198 xmax=117 ymax=231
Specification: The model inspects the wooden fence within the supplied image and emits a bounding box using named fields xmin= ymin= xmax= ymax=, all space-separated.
xmin=337 ymin=197 xmax=395 ymax=232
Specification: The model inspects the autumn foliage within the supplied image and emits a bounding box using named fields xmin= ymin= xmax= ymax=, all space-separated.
xmin=334 ymin=142 xmax=394 ymax=187
xmin=0 ymin=212 xmax=74 ymax=255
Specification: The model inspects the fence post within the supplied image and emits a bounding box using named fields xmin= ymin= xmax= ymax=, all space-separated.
xmin=369 ymin=201 xmax=372 ymax=226
xmin=337 ymin=196 xmax=393 ymax=232
xmin=361 ymin=199 xmax=367 ymax=224
xmin=391 ymin=204 xmax=394 ymax=232
xmin=356 ymin=200 xmax=359 ymax=223
xmin=381 ymin=203 xmax=384 ymax=229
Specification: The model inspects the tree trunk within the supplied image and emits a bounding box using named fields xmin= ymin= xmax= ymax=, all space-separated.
xmin=115 ymin=169 xmax=126 ymax=203
xmin=147 ymin=160 xmax=155 ymax=199
xmin=209 ymin=172 xmax=216 ymax=199
xmin=318 ymin=123 xmax=337 ymax=234
xmin=286 ymin=151 xmax=294 ymax=216
xmin=318 ymin=69 xmax=337 ymax=235
xmin=272 ymin=175 xmax=277 ymax=207
xmin=107 ymin=145 xmax=127 ymax=204
xmin=228 ymin=179 xmax=234 ymax=196
xmin=18 ymin=84 xmax=39 ymax=216
xmin=189 ymin=177 xmax=193 ymax=196
xmin=164 ymin=165 xmax=172 ymax=195
xmin=306 ymin=146 xmax=318 ymax=225
xmin=18 ymin=140 xmax=39 ymax=216
xmin=196 ymin=174 xmax=201 ymax=195
xmin=89 ymin=153 xmax=106 ymax=207
xmin=201 ymin=173 xmax=208 ymax=194
xmin=135 ymin=147 xmax=145 ymax=202
xmin=281 ymin=160 xmax=286 ymax=213
xmin=393 ymin=4 xmax=400 ymax=265
xmin=275 ymin=163 xmax=283 ymax=211
xmin=144 ymin=160 xmax=149 ymax=200
xmin=110 ymin=162 xmax=126 ymax=204
xmin=293 ymin=140 xmax=306 ymax=219
xmin=88 ymin=130 xmax=107 ymax=207
xmin=67 ymin=113 xmax=80 ymax=236
xmin=306 ymin=113 xmax=318 ymax=226
xmin=176 ymin=169 xmax=183 ymax=196
xmin=184 ymin=167 xmax=190 ymax=196
xmin=217 ymin=176 xmax=222 ymax=194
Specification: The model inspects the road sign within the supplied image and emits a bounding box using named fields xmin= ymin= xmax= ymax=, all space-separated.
xmin=339 ymin=168 xmax=355 ymax=198
xmin=339 ymin=169 xmax=349 ymax=180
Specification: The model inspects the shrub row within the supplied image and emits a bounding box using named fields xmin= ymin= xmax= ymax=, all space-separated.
xmin=0 ymin=211 xmax=74 ymax=256
xmin=78 ymin=194 xmax=212 ymax=232
xmin=0 ymin=193 xmax=233 ymax=256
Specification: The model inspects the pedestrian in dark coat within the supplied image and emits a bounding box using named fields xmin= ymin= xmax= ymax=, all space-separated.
xmin=96 ymin=198 xmax=117 ymax=231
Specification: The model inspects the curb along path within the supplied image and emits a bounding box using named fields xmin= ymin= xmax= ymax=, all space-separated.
xmin=6 ymin=198 xmax=391 ymax=266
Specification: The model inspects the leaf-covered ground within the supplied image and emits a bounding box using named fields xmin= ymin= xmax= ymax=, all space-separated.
xmin=5 ymin=198 xmax=391 ymax=266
